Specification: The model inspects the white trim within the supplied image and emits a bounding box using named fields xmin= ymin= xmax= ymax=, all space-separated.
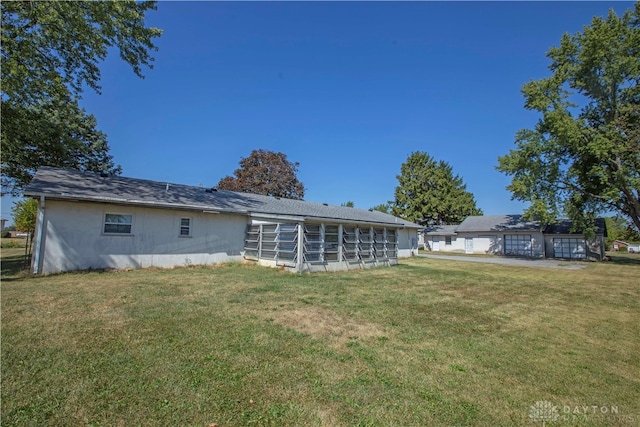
xmin=32 ymin=196 xmax=46 ymax=274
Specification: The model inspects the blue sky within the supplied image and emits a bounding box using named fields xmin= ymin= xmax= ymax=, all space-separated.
xmin=2 ymin=1 xmax=634 ymax=222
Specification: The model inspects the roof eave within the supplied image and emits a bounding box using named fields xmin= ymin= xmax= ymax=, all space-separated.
xmin=23 ymin=192 xmax=249 ymax=216
xmin=24 ymin=191 xmax=420 ymax=228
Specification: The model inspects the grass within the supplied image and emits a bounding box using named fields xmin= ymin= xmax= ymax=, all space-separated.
xmin=1 ymin=255 xmax=639 ymax=426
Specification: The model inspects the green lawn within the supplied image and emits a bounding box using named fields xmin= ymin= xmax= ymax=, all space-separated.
xmin=2 ymin=255 xmax=639 ymax=426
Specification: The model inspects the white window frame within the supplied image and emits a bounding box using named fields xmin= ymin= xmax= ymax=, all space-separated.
xmin=103 ymin=213 xmax=134 ymax=235
xmin=179 ymin=217 xmax=192 ymax=237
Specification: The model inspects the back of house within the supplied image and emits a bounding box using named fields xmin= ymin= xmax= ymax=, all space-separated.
xmin=24 ymin=167 xmax=421 ymax=274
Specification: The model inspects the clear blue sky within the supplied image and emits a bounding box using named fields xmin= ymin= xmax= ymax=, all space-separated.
xmin=2 ymin=1 xmax=634 ymax=223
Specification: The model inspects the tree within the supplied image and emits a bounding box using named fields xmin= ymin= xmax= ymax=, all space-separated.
xmin=217 ymin=149 xmax=305 ymax=200
xmin=12 ymin=199 xmax=38 ymax=233
xmin=497 ymin=4 xmax=640 ymax=234
xmin=369 ymin=203 xmax=391 ymax=214
xmin=1 ymin=1 xmax=162 ymax=194
xmin=605 ymin=216 xmax=640 ymax=246
xmin=1 ymin=1 xmax=162 ymax=105
xmin=1 ymin=100 xmax=121 ymax=194
xmin=341 ymin=201 xmax=355 ymax=208
xmin=392 ymin=151 xmax=483 ymax=225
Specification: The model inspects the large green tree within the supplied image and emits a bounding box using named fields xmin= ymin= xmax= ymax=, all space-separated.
xmin=392 ymin=151 xmax=483 ymax=225
xmin=1 ymin=1 xmax=162 ymax=195
xmin=1 ymin=100 xmax=122 ymax=193
xmin=1 ymin=1 xmax=161 ymax=104
xmin=497 ymin=4 xmax=640 ymax=234
xmin=217 ymin=149 xmax=306 ymax=200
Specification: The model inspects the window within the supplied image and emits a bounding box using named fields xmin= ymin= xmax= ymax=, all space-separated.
xmin=373 ymin=228 xmax=386 ymax=258
xmin=103 ymin=213 xmax=133 ymax=234
xmin=303 ymin=224 xmax=323 ymax=262
xmin=180 ymin=218 xmax=191 ymax=236
xmin=244 ymin=224 xmax=260 ymax=258
xmin=445 ymin=236 xmax=452 ymax=245
xmin=342 ymin=226 xmax=358 ymax=261
xmin=387 ymin=229 xmax=398 ymax=258
xmin=324 ymin=225 xmax=339 ymax=261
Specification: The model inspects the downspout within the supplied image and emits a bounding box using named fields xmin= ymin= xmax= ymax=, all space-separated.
xmin=31 ymin=195 xmax=46 ymax=274
xmin=296 ymin=221 xmax=304 ymax=272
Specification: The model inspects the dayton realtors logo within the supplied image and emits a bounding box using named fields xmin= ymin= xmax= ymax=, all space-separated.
xmin=529 ymin=401 xmax=559 ymax=426
xmin=529 ymin=400 xmax=623 ymax=425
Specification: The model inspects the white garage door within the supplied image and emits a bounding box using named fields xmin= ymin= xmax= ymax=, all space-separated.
xmin=553 ymin=238 xmax=586 ymax=259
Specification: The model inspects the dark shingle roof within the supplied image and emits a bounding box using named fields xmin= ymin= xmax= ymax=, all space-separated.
xmin=456 ymin=215 xmax=542 ymax=232
xmin=456 ymin=214 xmax=607 ymax=236
xmin=24 ymin=167 xmax=420 ymax=228
xmin=544 ymin=218 xmax=607 ymax=236
xmin=423 ymin=225 xmax=459 ymax=235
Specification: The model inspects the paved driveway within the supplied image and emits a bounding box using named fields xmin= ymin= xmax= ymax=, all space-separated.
xmin=418 ymin=254 xmax=587 ymax=270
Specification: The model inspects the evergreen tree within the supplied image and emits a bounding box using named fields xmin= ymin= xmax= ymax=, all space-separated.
xmin=392 ymin=151 xmax=482 ymax=225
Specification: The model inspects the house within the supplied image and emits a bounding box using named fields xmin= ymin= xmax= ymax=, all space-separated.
xmin=421 ymin=214 xmax=607 ymax=260
xmin=454 ymin=215 xmax=545 ymax=257
xmin=23 ymin=167 xmax=421 ymax=274
xmin=610 ymin=240 xmax=640 ymax=253
xmin=420 ymin=225 xmax=462 ymax=252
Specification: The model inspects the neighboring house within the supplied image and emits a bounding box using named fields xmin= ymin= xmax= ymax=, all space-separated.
xmin=421 ymin=225 xmax=463 ymax=252
xmin=611 ymin=240 xmax=629 ymax=251
xmin=420 ymin=214 xmax=607 ymax=260
xmin=610 ymin=240 xmax=640 ymax=253
xmin=23 ymin=167 xmax=421 ymax=274
xmin=455 ymin=215 xmax=545 ymax=257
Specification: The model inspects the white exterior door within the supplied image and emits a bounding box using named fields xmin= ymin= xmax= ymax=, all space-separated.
xmin=465 ymin=238 xmax=474 ymax=254
xmin=432 ymin=237 xmax=440 ymax=251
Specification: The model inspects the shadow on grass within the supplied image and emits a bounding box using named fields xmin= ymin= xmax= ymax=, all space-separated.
xmin=607 ymin=254 xmax=640 ymax=266
xmin=1 ymin=254 xmax=32 ymax=280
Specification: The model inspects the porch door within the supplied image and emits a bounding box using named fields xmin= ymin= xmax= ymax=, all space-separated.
xmin=465 ymin=238 xmax=474 ymax=254
xmin=432 ymin=236 xmax=440 ymax=251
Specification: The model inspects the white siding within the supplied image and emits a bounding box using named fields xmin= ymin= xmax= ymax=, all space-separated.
xmin=454 ymin=232 xmax=545 ymax=257
xmin=33 ymin=200 xmax=247 ymax=274
xmin=32 ymin=200 xmax=421 ymax=274
xmin=423 ymin=235 xmax=465 ymax=252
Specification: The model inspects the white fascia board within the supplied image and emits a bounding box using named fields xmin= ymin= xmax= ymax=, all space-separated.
xmin=249 ymin=213 xmax=305 ymax=223
xmin=301 ymin=215 xmax=418 ymax=229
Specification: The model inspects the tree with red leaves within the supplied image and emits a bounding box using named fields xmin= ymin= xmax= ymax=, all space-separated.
xmin=217 ymin=149 xmax=305 ymax=200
